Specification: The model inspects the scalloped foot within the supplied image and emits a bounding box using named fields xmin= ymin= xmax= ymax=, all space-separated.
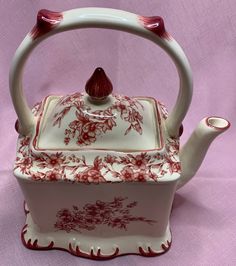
xmin=21 ymin=202 xmax=172 ymax=260
xmin=139 ymin=241 xmax=171 ymax=257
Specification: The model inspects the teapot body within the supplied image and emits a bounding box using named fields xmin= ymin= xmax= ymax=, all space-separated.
xmin=15 ymin=93 xmax=180 ymax=258
xmin=20 ymin=179 xmax=176 ymax=257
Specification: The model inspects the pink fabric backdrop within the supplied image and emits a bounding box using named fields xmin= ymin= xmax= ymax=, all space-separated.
xmin=0 ymin=0 xmax=236 ymax=265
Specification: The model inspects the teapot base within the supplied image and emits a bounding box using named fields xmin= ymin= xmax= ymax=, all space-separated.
xmin=21 ymin=202 xmax=172 ymax=259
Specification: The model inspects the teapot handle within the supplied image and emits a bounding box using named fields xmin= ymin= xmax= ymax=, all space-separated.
xmin=9 ymin=7 xmax=192 ymax=137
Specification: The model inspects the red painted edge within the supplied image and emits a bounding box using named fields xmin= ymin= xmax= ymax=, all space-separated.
xmin=32 ymin=95 xmax=50 ymax=148
xmin=21 ymin=224 xmax=54 ymax=250
xmin=138 ymin=16 xmax=171 ymax=39
xmin=21 ymin=202 xmax=171 ymax=260
xmin=69 ymin=243 xmax=119 ymax=260
xmin=31 ymin=9 xmax=63 ymax=40
xmin=161 ymin=240 xmax=171 ymax=251
xmin=205 ymin=116 xmax=230 ymax=131
xmin=139 ymin=240 xmax=171 ymax=257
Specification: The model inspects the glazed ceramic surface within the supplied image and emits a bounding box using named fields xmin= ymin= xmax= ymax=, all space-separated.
xmin=10 ymin=7 xmax=230 ymax=259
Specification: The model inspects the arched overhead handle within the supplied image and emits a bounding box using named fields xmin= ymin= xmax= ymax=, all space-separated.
xmin=9 ymin=7 xmax=192 ymax=137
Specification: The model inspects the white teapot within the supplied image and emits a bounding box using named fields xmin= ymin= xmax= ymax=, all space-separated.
xmin=10 ymin=8 xmax=230 ymax=259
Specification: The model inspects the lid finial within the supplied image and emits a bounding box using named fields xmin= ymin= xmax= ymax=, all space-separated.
xmin=85 ymin=67 xmax=113 ymax=102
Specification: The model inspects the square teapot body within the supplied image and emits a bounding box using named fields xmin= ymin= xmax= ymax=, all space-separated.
xmin=14 ymin=70 xmax=181 ymax=257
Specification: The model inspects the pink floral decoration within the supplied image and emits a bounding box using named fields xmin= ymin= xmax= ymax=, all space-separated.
xmin=54 ymin=197 xmax=156 ymax=232
xmin=14 ymin=98 xmax=181 ymax=183
xmin=52 ymin=93 xmax=144 ymax=146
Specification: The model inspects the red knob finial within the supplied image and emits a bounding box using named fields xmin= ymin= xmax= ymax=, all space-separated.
xmin=85 ymin=67 xmax=113 ymax=101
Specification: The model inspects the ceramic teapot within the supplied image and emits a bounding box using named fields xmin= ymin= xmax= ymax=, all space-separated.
xmin=10 ymin=8 xmax=230 ymax=259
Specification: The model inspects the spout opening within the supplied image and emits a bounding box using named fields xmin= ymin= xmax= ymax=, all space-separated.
xmin=206 ymin=117 xmax=230 ymax=130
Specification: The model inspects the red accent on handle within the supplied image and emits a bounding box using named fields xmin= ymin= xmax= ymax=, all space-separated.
xmin=31 ymin=9 xmax=63 ymax=40
xmin=138 ymin=16 xmax=170 ymax=39
xmin=85 ymin=68 xmax=113 ymax=100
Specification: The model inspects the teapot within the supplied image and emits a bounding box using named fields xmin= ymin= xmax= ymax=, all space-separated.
xmin=10 ymin=8 xmax=230 ymax=259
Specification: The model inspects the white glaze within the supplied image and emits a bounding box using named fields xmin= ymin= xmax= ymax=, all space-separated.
xmin=9 ymin=7 xmax=230 ymax=259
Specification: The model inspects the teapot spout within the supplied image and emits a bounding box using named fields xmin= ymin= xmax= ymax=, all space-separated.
xmin=177 ymin=117 xmax=230 ymax=190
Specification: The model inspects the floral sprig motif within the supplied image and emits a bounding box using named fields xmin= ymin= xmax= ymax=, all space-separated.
xmin=54 ymin=197 xmax=157 ymax=232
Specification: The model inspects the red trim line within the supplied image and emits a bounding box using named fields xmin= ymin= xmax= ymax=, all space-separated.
xmin=69 ymin=244 xmax=119 ymax=260
xmin=205 ymin=116 xmax=230 ymax=131
xmin=138 ymin=241 xmax=171 ymax=257
xmin=21 ymin=224 xmax=54 ymax=250
xmin=161 ymin=240 xmax=171 ymax=251
xmin=33 ymin=95 xmax=51 ymax=148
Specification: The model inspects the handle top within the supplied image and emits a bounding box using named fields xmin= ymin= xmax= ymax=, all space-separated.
xmin=31 ymin=9 xmax=63 ymax=40
xmin=9 ymin=7 xmax=192 ymax=137
xmin=138 ymin=16 xmax=170 ymax=39
xmin=31 ymin=9 xmax=171 ymax=41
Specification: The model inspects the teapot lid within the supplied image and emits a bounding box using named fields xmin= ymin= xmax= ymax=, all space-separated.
xmin=33 ymin=68 xmax=163 ymax=151
xmin=15 ymin=68 xmax=181 ymax=184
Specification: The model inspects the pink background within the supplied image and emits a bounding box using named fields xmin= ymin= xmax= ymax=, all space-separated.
xmin=0 ymin=0 xmax=236 ymax=265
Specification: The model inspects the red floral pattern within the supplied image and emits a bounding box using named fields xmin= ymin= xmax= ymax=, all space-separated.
xmin=14 ymin=142 xmax=180 ymax=183
xmin=32 ymin=101 xmax=44 ymax=117
xmin=14 ymin=99 xmax=180 ymax=183
xmin=52 ymin=93 xmax=144 ymax=146
xmin=159 ymin=101 xmax=168 ymax=120
xmin=54 ymin=197 xmax=156 ymax=232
